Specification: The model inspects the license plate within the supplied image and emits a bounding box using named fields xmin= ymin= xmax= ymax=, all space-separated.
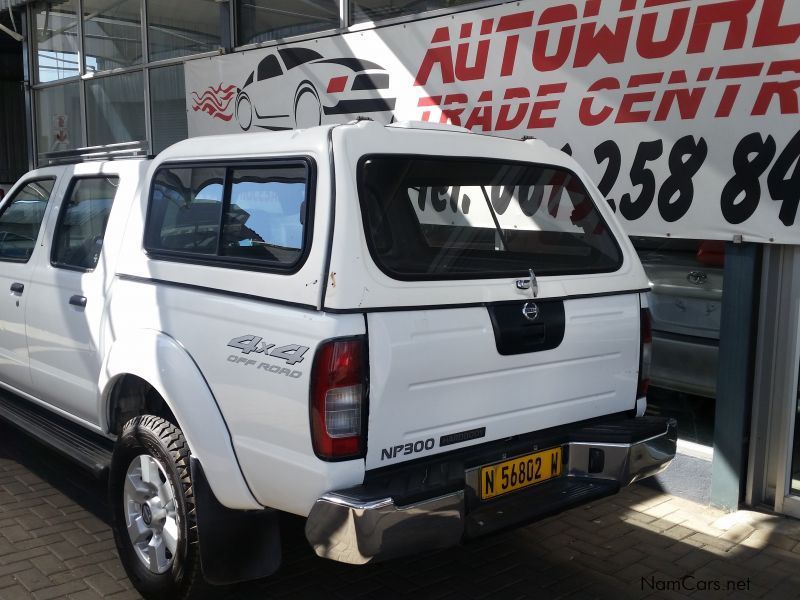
xmin=480 ymin=447 xmax=563 ymax=500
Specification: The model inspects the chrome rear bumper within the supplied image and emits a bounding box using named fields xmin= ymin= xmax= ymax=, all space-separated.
xmin=305 ymin=417 xmax=677 ymax=564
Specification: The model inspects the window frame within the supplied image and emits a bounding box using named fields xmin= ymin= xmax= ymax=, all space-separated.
xmin=0 ymin=177 xmax=58 ymax=264
xmin=356 ymin=153 xmax=625 ymax=282
xmin=50 ymin=175 xmax=121 ymax=273
xmin=144 ymin=156 xmax=316 ymax=275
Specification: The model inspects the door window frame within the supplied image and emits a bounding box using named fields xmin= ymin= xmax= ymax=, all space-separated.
xmin=50 ymin=175 xmax=121 ymax=273
xmin=0 ymin=177 xmax=58 ymax=264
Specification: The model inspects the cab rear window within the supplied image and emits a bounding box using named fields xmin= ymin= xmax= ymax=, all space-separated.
xmin=358 ymin=155 xmax=623 ymax=280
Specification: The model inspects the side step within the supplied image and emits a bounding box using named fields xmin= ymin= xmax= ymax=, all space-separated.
xmin=0 ymin=391 xmax=113 ymax=477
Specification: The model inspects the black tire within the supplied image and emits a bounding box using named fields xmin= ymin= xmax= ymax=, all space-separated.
xmin=109 ymin=415 xmax=205 ymax=600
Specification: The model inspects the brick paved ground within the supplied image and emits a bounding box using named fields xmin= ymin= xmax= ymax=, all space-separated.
xmin=2 ymin=420 xmax=800 ymax=600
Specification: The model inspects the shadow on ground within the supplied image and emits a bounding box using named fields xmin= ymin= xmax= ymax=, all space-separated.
xmin=2 ymin=421 xmax=800 ymax=600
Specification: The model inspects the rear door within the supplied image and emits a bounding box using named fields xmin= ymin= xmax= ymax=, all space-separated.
xmin=355 ymin=154 xmax=641 ymax=469
xmin=25 ymin=163 xmax=136 ymax=424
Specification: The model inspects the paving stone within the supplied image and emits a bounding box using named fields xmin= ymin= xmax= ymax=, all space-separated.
xmin=14 ymin=567 xmax=53 ymax=592
xmin=0 ymin=584 xmax=33 ymax=600
xmin=4 ymin=423 xmax=800 ymax=600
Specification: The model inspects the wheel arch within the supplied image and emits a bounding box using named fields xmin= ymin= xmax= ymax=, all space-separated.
xmin=100 ymin=329 xmax=261 ymax=510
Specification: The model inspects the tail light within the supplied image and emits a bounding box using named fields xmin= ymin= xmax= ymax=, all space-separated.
xmin=327 ymin=76 xmax=348 ymax=94
xmin=310 ymin=337 xmax=367 ymax=460
xmin=638 ymin=308 xmax=652 ymax=398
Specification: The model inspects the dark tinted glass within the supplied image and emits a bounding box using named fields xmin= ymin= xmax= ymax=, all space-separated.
xmin=147 ymin=167 xmax=224 ymax=254
xmin=147 ymin=0 xmax=221 ymax=61
xmin=359 ymin=156 xmax=623 ymax=279
xmin=350 ymin=0 xmax=480 ymax=23
xmin=52 ymin=177 xmax=119 ymax=269
xmin=222 ymin=166 xmax=307 ymax=267
xmin=0 ymin=179 xmax=55 ymax=261
xmin=238 ymin=0 xmax=339 ymax=45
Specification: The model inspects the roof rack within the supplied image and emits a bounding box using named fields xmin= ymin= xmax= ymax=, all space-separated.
xmin=43 ymin=141 xmax=151 ymax=166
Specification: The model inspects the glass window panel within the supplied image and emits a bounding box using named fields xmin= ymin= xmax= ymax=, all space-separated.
xmin=350 ymin=0 xmax=480 ymax=24
xmin=32 ymin=0 xmax=80 ymax=82
xmin=86 ymin=71 xmax=145 ymax=146
xmin=147 ymin=167 xmax=225 ymax=254
xmin=0 ymin=179 xmax=55 ymax=262
xmin=359 ymin=156 xmax=623 ymax=279
xmin=147 ymin=0 xmax=222 ymax=61
xmin=35 ymin=82 xmax=83 ymax=163
xmin=83 ymin=0 xmax=143 ymax=72
xmin=222 ymin=165 xmax=308 ymax=266
xmin=52 ymin=177 xmax=119 ymax=270
xmin=237 ymin=0 xmax=339 ymax=46
xmin=150 ymin=64 xmax=188 ymax=154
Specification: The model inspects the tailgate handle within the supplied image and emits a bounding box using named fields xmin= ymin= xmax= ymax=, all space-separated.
xmin=69 ymin=295 xmax=87 ymax=308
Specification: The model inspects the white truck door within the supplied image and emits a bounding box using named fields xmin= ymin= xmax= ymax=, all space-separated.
xmin=0 ymin=175 xmax=61 ymax=393
xmin=25 ymin=163 xmax=136 ymax=424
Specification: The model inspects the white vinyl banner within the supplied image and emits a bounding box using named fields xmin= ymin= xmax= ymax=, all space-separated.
xmin=185 ymin=0 xmax=800 ymax=243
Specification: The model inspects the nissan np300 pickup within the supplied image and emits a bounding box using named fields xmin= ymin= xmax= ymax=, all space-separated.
xmin=0 ymin=120 xmax=675 ymax=599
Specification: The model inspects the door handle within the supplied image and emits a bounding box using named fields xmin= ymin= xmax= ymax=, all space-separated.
xmin=69 ymin=295 xmax=87 ymax=308
xmin=10 ymin=282 xmax=23 ymax=294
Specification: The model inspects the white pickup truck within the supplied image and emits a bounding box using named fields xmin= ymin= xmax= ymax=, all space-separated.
xmin=0 ymin=120 xmax=675 ymax=599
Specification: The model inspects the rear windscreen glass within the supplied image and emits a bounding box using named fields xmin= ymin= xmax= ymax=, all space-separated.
xmin=358 ymin=156 xmax=623 ymax=279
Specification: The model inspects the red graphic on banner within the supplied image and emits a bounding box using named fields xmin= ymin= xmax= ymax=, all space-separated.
xmin=192 ymin=84 xmax=236 ymax=121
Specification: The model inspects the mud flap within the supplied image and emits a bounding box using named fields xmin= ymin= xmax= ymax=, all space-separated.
xmin=190 ymin=458 xmax=281 ymax=584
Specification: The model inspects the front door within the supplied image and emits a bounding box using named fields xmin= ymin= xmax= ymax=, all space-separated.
xmin=0 ymin=177 xmax=59 ymax=393
xmin=26 ymin=174 xmax=121 ymax=424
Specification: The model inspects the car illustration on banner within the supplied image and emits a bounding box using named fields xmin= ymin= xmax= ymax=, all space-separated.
xmin=235 ymin=47 xmax=396 ymax=131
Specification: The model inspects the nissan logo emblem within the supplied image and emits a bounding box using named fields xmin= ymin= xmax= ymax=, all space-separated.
xmin=687 ymin=271 xmax=708 ymax=285
xmin=522 ymin=302 xmax=539 ymax=321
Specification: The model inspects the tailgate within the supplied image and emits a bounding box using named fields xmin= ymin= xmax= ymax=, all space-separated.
xmin=365 ymin=293 xmax=640 ymax=469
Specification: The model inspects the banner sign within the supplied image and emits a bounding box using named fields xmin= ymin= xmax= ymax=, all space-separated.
xmin=185 ymin=0 xmax=800 ymax=243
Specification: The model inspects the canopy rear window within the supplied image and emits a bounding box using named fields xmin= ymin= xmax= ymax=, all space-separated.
xmin=358 ymin=156 xmax=623 ymax=280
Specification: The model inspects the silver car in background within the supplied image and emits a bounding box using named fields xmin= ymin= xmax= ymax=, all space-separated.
xmin=635 ymin=239 xmax=724 ymax=399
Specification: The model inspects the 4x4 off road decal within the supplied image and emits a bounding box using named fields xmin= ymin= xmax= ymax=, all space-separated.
xmin=226 ymin=335 xmax=308 ymax=379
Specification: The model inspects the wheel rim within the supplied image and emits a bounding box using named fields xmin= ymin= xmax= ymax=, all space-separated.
xmin=123 ymin=454 xmax=179 ymax=574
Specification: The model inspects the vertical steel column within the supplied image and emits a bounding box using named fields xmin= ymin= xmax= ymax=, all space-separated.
xmin=141 ymin=0 xmax=152 ymax=155
xmin=711 ymin=242 xmax=761 ymax=511
xmin=219 ymin=0 xmax=232 ymax=52
xmin=21 ymin=7 xmax=34 ymax=170
xmin=76 ymin=0 xmax=88 ymax=147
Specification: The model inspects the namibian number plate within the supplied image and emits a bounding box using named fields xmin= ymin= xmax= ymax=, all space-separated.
xmin=480 ymin=447 xmax=563 ymax=500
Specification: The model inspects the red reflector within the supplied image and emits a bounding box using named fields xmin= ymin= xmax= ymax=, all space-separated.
xmin=327 ymin=76 xmax=348 ymax=94
xmin=310 ymin=338 xmax=366 ymax=460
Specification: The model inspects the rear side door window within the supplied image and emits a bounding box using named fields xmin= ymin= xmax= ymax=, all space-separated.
xmin=0 ymin=178 xmax=56 ymax=262
xmin=222 ymin=166 xmax=306 ymax=264
xmin=146 ymin=160 xmax=312 ymax=272
xmin=51 ymin=176 xmax=120 ymax=271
